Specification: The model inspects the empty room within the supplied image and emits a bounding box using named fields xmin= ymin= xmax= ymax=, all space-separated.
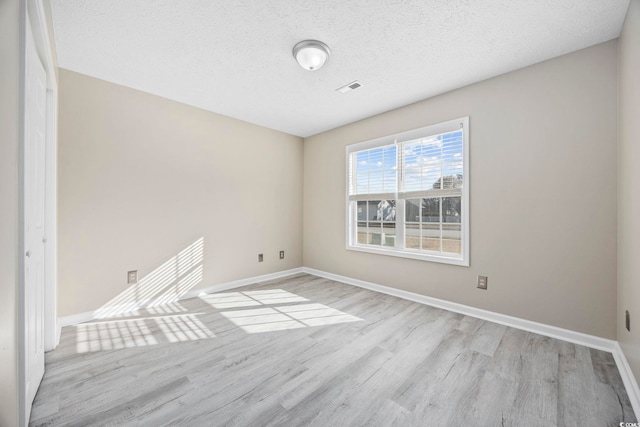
xmin=3 ymin=0 xmax=640 ymax=425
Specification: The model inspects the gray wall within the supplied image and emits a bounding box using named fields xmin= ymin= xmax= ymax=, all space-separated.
xmin=57 ymin=70 xmax=304 ymax=317
xmin=0 ymin=0 xmax=21 ymax=424
xmin=304 ymin=41 xmax=618 ymax=339
xmin=618 ymin=0 xmax=640 ymax=384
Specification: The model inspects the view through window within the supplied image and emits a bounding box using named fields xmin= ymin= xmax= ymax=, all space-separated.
xmin=347 ymin=117 xmax=469 ymax=265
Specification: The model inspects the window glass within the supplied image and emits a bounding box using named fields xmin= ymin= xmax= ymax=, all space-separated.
xmin=442 ymin=197 xmax=461 ymax=223
xmin=422 ymin=198 xmax=440 ymax=223
xmin=347 ymin=118 xmax=468 ymax=265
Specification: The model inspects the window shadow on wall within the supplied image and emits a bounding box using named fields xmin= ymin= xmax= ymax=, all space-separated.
xmin=94 ymin=237 xmax=205 ymax=319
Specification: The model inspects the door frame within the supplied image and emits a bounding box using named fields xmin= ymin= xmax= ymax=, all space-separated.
xmin=18 ymin=0 xmax=57 ymax=424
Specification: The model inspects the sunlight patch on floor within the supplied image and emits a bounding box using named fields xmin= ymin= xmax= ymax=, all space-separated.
xmin=155 ymin=314 xmax=215 ymax=343
xmin=220 ymin=302 xmax=361 ymax=333
xmin=145 ymin=301 xmax=188 ymax=315
xmin=200 ymin=289 xmax=308 ymax=309
xmin=75 ymin=313 xmax=215 ymax=353
xmin=76 ymin=318 xmax=158 ymax=353
xmin=199 ymin=292 xmax=263 ymax=309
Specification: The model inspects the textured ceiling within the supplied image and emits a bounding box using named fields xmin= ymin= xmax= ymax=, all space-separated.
xmin=50 ymin=0 xmax=630 ymax=137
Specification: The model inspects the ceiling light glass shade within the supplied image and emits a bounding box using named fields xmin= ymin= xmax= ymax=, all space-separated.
xmin=293 ymin=40 xmax=330 ymax=71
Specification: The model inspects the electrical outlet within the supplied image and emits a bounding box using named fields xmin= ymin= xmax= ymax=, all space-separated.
xmin=127 ymin=270 xmax=138 ymax=284
xmin=626 ymin=310 xmax=630 ymax=332
xmin=279 ymin=250 xmax=285 ymax=259
xmin=477 ymin=275 xmax=488 ymax=290
xmin=258 ymin=253 xmax=264 ymax=262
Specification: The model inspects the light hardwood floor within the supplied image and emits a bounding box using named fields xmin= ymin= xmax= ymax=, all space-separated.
xmin=31 ymin=274 xmax=636 ymax=426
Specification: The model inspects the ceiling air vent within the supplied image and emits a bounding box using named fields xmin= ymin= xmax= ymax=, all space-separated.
xmin=336 ymin=80 xmax=363 ymax=94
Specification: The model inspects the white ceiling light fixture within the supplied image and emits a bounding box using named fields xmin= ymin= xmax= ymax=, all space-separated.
xmin=292 ymin=40 xmax=330 ymax=71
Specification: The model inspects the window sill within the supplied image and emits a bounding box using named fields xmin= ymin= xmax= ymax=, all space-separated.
xmin=346 ymin=244 xmax=469 ymax=266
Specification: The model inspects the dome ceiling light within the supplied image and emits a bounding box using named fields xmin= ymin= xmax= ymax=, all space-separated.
xmin=292 ymin=40 xmax=330 ymax=71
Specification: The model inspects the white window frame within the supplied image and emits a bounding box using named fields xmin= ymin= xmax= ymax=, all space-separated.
xmin=345 ymin=117 xmax=470 ymax=266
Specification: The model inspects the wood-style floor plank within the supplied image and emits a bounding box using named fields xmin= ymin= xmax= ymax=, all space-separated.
xmin=30 ymin=274 xmax=636 ymax=426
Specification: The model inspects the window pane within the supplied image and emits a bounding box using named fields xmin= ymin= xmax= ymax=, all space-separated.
xmin=404 ymin=173 xmax=422 ymax=192
xmin=440 ymin=177 xmax=460 ymax=190
xmin=422 ymin=223 xmax=441 ymax=252
xmin=442 ymin=131 xmax=463 ymax=189
xmin=442 ymin=224 xmax=461 ymax=254
xmin=442 ymin=131 xmax=463 ymax=153
xmin=405 ymin=199 xmax=420 ymax=222
xmin=378 ymin=200 xmax=396 ymax=222
xmin=356 ymin=178 xmax=368 ymax=195
xmin=368 ymin=222 xmax=382 ymax=245
xmin=354 ymin=151 xmax=369 ymax=195
xmin=403 ymin=143 xmax=420 ymax=167
xmin=357 ymin=201 xmax=367 ymax=221
xmin=356 ymin=151 xmax=369 ymax=172
xmin=442 ymin=197 xmax=461 ymax=223
xmin=368 ymin=148 xmax=384 ymax=171
xmin=351 ymin=145 xmax=397 ymax=196
xmin=403 ymin=143 xmax=421 ymax=192
xmin=383 ymin=146 xmax=397 ymax=170
xmin=420 ymin=141 xmax=441 ymax=191
xmin=368 ymin=172 xmax=384 ymax=193
xmin=383 ymin=171 xmax=397 ymax=193
xmin=366 ymin=201 xmax=380 ymax=221
xmin=405 ymin=223 xmax=420 ymax=249
xmin=431 ymin=175 xmax=442 ymax=190
xmin=421 ymin=198 xmax=440 ymax=223
xmin=442 ymin=171 xmax=462 ymax=188
xmin=383 ymin=223 xmax=396 ymax=247
xmin=357 ymin=222 xmax=367 ymax=244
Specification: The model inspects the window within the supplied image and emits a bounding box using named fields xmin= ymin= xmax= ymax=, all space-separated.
xmin=346 ymin=117 xmax=469 ymax=266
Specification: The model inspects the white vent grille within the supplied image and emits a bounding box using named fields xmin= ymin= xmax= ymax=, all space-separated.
xmin=336 ymin=80 xmax=363 ymax=94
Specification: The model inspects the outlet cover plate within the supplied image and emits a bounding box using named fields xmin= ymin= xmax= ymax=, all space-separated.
xmin=127 ymin=270 xmax=138 ymax=284
xmin=477 ymin=275 xmax=488 ymax=290
xmin=626 ymin=310 xmax=630 ymax=332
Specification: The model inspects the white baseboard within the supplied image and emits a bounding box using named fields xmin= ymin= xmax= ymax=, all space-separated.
xmin=181 ymin=267 xmax=304 ymax=300
xmin=56 ymin=267 xmax=304 ymax=329
xmin=302 ymin=267 xmax=616 ymax=352
xmin=57 ymin=310 xmax=96 ymax=328
xmin=612 ymin=342 xmax=640 ymax=418
xmin=302 ymin=267 xmax=640 ymax=418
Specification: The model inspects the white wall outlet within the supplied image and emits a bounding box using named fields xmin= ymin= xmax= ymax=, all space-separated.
xmin=127 ymin=270 xmax=138 ymax=284
xmin=477 ymin=275 xmax=488 ymax=290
